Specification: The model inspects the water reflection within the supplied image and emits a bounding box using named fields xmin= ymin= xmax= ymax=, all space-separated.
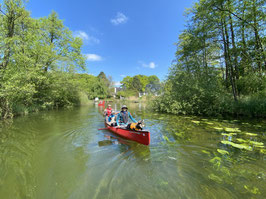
xmin=0 ymin=103 xmax=265 ymax=198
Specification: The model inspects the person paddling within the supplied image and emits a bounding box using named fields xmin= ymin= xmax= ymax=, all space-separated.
xmin=116 ymin=105 xmax=137 ymax=127
xmin=106 ymin=110 xmax=117 ymax=126
xmin=103 ymin=104 xmax=112 ymax=117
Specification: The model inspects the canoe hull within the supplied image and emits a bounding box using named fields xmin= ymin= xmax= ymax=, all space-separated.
xmin=105 ymin=123 xmax=150 ymax=145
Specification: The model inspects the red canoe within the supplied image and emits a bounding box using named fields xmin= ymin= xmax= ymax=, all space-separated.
xmin=98 ymin=100 xmax=105 ymax=106
xmin=105 ymin=123 xmax=150 ymax=145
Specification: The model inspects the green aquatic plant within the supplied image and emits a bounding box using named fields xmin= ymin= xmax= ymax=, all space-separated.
xmin=245 ymin=133 xmax=257 ymax=136
xmin=192 ymin=120 xmax=200 ymax=124
xmin=236 ymin=138 xmax=248 ymax=143
xmin=244 ymin=185 xmax=261 ymax=195
xmin=217 ymin=149 xmax=229 ymax=155
xmin=202 ymin=150 xmax=211 ymax=155
xmin=249 ymin=141 xmax=264 ymax=147
xmin=224 ymin=128 xmax=241 ymax=133
xmin=205 ymin=122 xmax=214 ymax=125
xmin=221 ymin=141 xmax=252 ymax=151
xmin=208 ymin=173 xmax=223 ymax=183
xmin=209 ymin=157 xmax=221 ymax=168
xmin=260 ymin=149 xmax=266 ymax=154
xmin=221 ymin=133 xmax=237 ymax=136
xmin=163 ymin=135 xmax=170 ymax=142
xmin=213 ymin=127 xmax=223 ymax=131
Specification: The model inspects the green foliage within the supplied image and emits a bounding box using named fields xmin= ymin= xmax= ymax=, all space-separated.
xmin=0 ymin=0 xmax=108 ymax=118
xmin=153 ymin=0 xmax=266 ymax=118
xmin=120 ymin=74 xmax=161 ymax=96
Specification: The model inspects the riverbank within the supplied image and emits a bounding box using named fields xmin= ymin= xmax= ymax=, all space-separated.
xmin=153 ymin=91 xmax=266 ymax=118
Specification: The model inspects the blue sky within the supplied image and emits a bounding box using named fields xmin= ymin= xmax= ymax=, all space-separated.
xmin=25 ymin=0 xmax=195 ymax=85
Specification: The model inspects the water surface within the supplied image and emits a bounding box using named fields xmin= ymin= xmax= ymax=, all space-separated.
xmin=0 ymin=103 xmax=265 ymax=199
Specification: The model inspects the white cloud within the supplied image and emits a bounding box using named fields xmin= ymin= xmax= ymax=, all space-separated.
xmin=120 ymin=74 xmax=126 ymax=77
xmin=140 ymin=61 xmax=157 ymax=69
xmin=111 ymin=12 xmax=128 ymax=25
xmin=74 ymin=31 xmax=100 ymax=44
xmin=85 ymin=54 xmax=102 ymax=61
xmin=114 ymin=81 xmax=122 ymax=87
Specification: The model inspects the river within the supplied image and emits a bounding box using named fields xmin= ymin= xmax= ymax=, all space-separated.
xmin=0 ymin=103 xmax=265 ymax=199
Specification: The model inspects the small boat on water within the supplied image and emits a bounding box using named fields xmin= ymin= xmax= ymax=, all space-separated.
xmin=98 ymin=100 xmax=105 ymax=106
xmin=104 ymin=123 xmax=150 ymax=145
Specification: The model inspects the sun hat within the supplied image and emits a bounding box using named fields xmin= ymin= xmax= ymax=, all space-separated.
xmin=121 ymin=105 xmax=128 ymax=109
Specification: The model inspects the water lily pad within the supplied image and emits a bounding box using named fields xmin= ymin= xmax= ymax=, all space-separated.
xmin=245 ymin=133 xmax=257 ymax=136
xmin=224 ymin=128 xmax=241 ymax=133
xmin=192 ymin=120 xmax=200 ymax=124
xmin=217 ymin=149 xmax=229 ymax=155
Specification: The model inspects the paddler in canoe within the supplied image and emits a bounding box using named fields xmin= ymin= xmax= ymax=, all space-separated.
xmin=116 ymin=105 xmax=142 ymax=129
xmin=106 ymin=110 xmax=117 ymax=126
xmin=103 ymin=104 xmax=112 ymax=117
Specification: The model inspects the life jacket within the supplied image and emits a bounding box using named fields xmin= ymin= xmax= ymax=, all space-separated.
xmin=108 ymin=115 xmax=116 ymax=122
xmin=129 ymin=123 xmax=141 ymax=131
xmin=119 ymin=111 xmax=129 ymax=124
xmin=106 ymin=108 xmax=112 ymax=117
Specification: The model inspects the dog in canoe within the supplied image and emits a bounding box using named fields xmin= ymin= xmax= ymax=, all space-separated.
xmin=127 ymin=120 xmax=145 ymax=131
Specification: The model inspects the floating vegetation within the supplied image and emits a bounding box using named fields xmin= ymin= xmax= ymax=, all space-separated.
xmin=221 ymin=140 xmax=252 ymax=151
xmin=208 ymin=173 xmax=223 ymax=183
xmin=260 ymin=149 xmax=266 ymax=154
xmin=205 ymin=122 xmax=214 ymax=125
xmin=224 ymin=128 xmax=241 ymax=133
xmin=217 ymin=149 xmax=229 ymax=155
xmin=209 ymin=157 xmax=221 ymax=168
xmin=245 ymin=132 xmax=257 ymax=136
xmin=249 ymin=141 xmax=264 ymax=147
xmin=163 ymin=135 xmax=170 ymax=142
xmin=236 ymin=138 xmax=248 ymax=143
xmin=222 ymin=133 xmax=237 ymax=136
xmin=244 ymin=185 xmax=261 ymax=195
xmin=159 ymin=181 xmax=169 ymax=186
xmin=213 ymin=127 xmax=223 ymax=131
xmin=202 ymin=150 xmax=211 ymax=155
xmin=192 ymin=120 xmax=200 ymax=124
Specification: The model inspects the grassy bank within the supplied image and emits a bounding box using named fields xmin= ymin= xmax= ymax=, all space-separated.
xmin=153 ymin=90 xmax=266 ymax=118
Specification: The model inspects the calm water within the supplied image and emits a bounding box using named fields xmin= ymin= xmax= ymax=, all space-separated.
xmin=0 ymin=103 xmax=265 ymax=199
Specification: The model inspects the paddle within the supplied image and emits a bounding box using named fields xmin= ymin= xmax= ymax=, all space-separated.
xmin=98 ymin=128 xmax=108 ymax=130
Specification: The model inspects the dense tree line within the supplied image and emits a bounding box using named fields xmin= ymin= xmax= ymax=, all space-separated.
xmin=155 ymin=0 xmax=266 ymax=117
xmin=119 ymin=75 xmax=160 ymax=97
xmin=0 ymin=0 xmax=110 ymax=119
